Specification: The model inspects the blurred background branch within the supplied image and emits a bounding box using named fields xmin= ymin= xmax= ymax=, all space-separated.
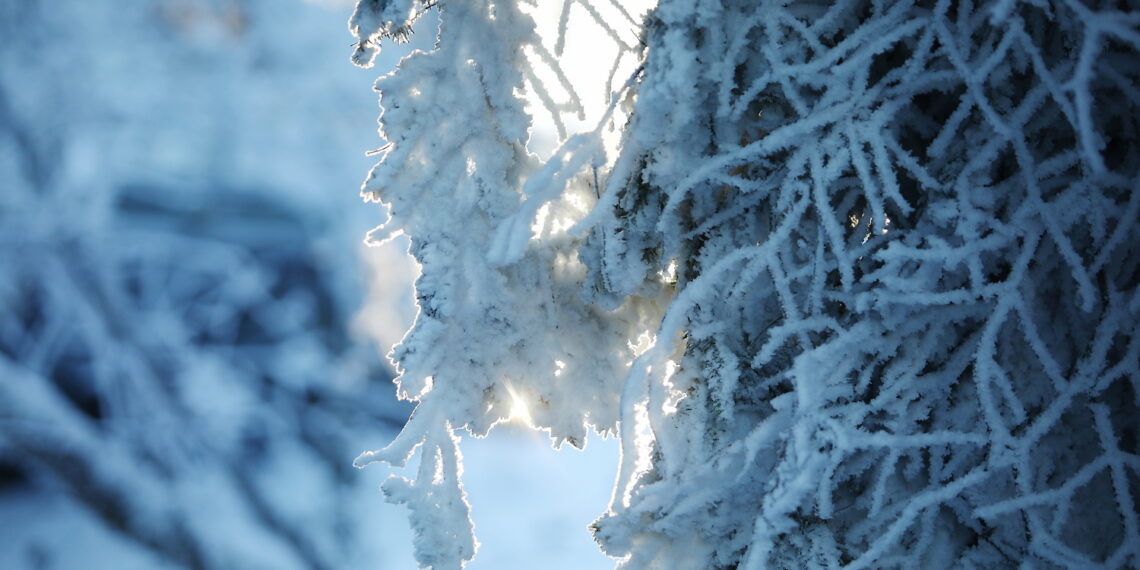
xmin=0 ymin=1 xmax=419 ymax=568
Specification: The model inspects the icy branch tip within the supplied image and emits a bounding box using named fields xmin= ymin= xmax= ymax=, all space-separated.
xmin=353 ymin=449 xmax=380 ymax=468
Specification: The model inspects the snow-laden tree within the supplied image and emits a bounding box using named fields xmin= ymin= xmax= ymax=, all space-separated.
xmin=351 ymin=0 xmax=1139 ymax=567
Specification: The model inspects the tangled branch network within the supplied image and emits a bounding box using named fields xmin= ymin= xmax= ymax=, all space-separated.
xmin=350 ymin=0 xmax=1139 ymax=567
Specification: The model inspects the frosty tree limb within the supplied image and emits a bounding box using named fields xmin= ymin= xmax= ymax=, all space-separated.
xmin=351 ymin=0 xmax=1140 ymax=567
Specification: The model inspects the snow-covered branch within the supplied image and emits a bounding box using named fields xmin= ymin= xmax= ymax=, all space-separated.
xmin=352 ymin=0 xmax=1139 ymax=567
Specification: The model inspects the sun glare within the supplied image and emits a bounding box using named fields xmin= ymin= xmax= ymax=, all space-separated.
xmin=505 ymin=383 xmax=534 ymax=426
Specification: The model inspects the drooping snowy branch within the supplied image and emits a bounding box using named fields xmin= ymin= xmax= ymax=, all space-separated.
xmin=349 ymin=1 xmax=652 ymax=567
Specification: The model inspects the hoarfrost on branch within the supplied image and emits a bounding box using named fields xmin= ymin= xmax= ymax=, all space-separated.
xmin=350 ymin=0 xmax=1140 ymax=567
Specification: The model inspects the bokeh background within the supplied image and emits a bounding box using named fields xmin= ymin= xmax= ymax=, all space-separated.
xmin=0 ymin=1 xmax=615 ymax=568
